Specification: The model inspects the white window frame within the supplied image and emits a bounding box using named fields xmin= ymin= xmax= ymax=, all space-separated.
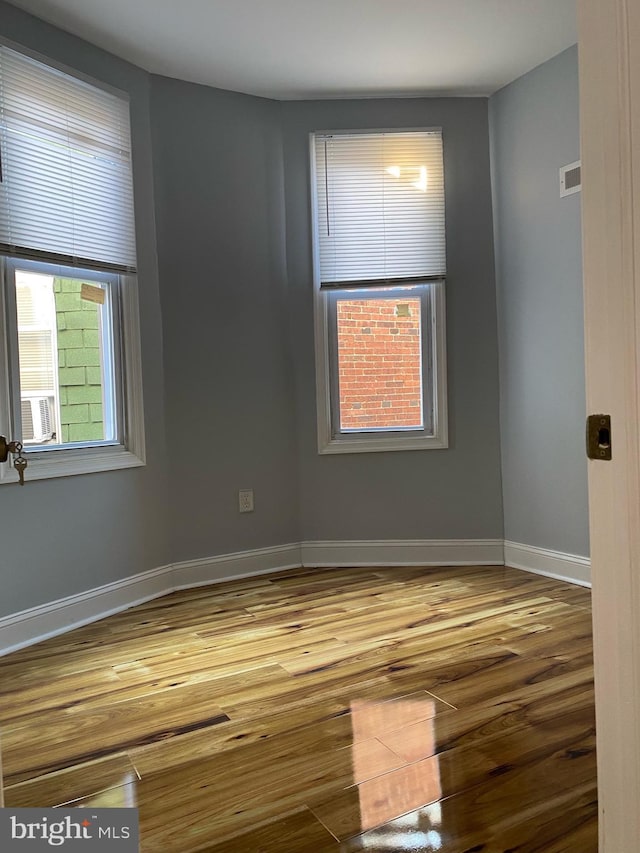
xmin=310 ymin=130 xmax=449 ymax=455
xmin=0 ymin=40 xmax=145 ymax=483
xmin=0 ymin=257 xmax=145 ymax=483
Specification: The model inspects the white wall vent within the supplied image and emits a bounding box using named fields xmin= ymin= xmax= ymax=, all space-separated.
xmin=560 ymin=160 xmax=582 ymax=197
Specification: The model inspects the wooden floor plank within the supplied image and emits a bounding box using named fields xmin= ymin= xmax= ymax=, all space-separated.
xmin=194 ymin=808 xmax=339 ymax=853
xmin=4 ymin=754 xmax=139 ymax=809
xmin=0 ymin=564 xmax=597 ymax=851
xmin=309 ymin=712 xmax=595 ymax=841
xmin=341 ymin=782 xmax=598 ymax=853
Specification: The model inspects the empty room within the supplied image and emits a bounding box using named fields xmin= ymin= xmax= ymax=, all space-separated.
xmin=0 ymin=0 xmax=638 ymax=851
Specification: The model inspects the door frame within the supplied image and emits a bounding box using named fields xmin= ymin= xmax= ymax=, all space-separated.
xmin=578 ymin=0 xmax=640 ymax=848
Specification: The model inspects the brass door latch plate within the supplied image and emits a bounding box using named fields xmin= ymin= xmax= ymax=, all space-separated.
xmin=586 ymin=414 xmax=612 ymax=460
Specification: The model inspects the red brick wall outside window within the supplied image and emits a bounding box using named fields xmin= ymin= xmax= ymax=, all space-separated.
xmin=336 ymin=297 xmax=423 ymax=430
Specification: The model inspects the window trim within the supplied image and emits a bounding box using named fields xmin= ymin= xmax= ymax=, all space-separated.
xmin=0 ymin=40 xmax=144 ymax=484
xmin=310 ymin=130 xmax=449 ymax=455
xmin=0 ymin=257 xmax=145 ymax=483
xmin=314 ymin=280 xmax=448 ymax=455
xmin=327 ymin=284 xmax=433 ymax=438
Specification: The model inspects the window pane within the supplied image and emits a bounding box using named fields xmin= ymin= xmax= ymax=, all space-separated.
xmin=336 ymin=296 xmax=423 ymax=431
xmin=15 ymin=268 xmax=115 ymax=446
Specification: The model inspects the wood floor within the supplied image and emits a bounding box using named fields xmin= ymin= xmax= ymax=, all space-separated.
xmin=0 ymin=565 xmax=596 ymax=852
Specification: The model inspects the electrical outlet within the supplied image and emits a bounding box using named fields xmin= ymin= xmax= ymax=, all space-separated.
xmin=238 ymin=488 xmax=254 ymax=513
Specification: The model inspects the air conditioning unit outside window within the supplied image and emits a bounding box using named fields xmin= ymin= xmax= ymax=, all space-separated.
xmin=21 ymin=396 xmax=55 ymax=443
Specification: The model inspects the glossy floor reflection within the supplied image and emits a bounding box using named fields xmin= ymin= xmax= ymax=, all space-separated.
xmin=0 ymin=565 xmax=597 ymax=851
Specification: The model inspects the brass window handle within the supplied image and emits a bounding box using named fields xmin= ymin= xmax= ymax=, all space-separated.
xmin=0 ymin=436 xmax=28 ymax=485
xmin=0 ymin=435 xmax=21 ymax=462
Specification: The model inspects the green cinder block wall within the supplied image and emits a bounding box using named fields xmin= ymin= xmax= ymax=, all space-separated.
xmin=54 ymin=278 xmax=104 ymax=442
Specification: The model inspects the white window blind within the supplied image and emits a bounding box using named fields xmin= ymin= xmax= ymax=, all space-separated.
xmin=15 ymin=276 xmax=57 ymax=393
xmin=314 ymin=131 xmax=446 ymax=286
xmin=0 ymin=44 xmax=136 ymax=272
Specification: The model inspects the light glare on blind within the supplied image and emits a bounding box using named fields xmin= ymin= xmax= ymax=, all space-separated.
xmin=314 ymin=131 xmax=446 ymax=285
xmin=0 ymin=45 xmax=137 ymax=271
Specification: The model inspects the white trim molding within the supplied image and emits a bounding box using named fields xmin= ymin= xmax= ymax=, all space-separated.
xmin=0 ymin=537 xmax=592 ymax=657
xmin=315 ymin=282 xmax=449 ymax=455
xmin=504 ymin=541 xmax=591 ymax=588
xmin=301 ymin=538 xmax=504 ymax=567
xmin=0 ymin=264 xmax=145 ymax=485
xmin=172 ymin=544 xmax=302 ymax=590
xmin=0 ymin=563 xmax=173 ymax=656
xmin=0 ymin=544 xmax=302 ymax=657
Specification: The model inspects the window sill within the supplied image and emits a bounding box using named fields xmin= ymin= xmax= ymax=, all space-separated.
xmin=319 ymin=434 xmax=449 ymax=454
xmin=0 ymin=444 xmax=145 ymax=484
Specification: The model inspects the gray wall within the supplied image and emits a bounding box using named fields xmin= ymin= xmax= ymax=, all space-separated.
xmin=490 ymin=45 xmax=589 ymax=557
xmin=0 ymin=2 xmax=586 ymax=619
xmin=0 ymin=2 xmax=170 ymax=616
xmin=281 ymin=99 xmax=504 ymax=541
xmin=150 ymin=78 xmax=299 ymax=562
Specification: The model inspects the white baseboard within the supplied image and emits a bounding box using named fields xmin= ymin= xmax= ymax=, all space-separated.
xmin=0 ymin=544 xmax=302 ymax=657
xmin=173 ymin=544 xmax=303 ymax=589
xmin=504 ymin=540 xmax=591 ymax=587
xmin=0 ymin=537 xmax=589 ymax=656
xmin=300 ymin=538 xmax=505 ymax=567
xmin=0 ymin=564 xmax=174 ymax=657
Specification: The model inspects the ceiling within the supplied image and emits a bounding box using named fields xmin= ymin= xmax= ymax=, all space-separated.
xmin=9 ymin=0 xmax=577 ymax=100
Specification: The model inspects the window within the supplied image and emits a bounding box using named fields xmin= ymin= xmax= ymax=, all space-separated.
xmin=311 ymin=130 xmax=448 ymax=453
xmin=0 ymin=41 xmax=144 ymax=482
